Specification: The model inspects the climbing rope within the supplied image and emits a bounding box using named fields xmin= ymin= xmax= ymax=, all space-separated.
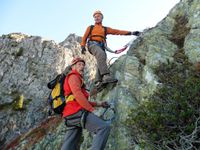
xmin=105 ymin=39 xmax=134 ymax=54
xmin=108 ymin=57 xmax=118 ymax=67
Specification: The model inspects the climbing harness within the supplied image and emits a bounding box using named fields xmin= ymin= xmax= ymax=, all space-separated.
xmin=65 ymin=110 xmax=89 ymax=130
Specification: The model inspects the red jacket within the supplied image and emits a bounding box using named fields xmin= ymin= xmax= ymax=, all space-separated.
xmin=62 ymin=69 xmax=96 ymax=117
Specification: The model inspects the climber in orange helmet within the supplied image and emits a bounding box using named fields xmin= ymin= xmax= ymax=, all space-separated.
xmin=61 ymin=57 xmax=111 ymax=150
xmin=80 ymin=10 xmax=140 ymax=91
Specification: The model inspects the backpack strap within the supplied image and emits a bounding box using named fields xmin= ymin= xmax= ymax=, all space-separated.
xmin=89 ymin=25 xmax=94 ymax=37
xmin=65 ymin=94 xmax=75 ymax=102
xmin=103 ymin=26 xmax=107 ymax=39
xmin=85 ymin=25 xmax=94 ymax=41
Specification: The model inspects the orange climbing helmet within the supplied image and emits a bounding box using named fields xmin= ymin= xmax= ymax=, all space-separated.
xmin=93 ymin=10 xmax=103 ymax=18
xmin=71 ymin=57 xmax=85 ymax=66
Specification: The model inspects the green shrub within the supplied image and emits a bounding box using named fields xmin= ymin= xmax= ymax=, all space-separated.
xmin=126 ymin=53 xmax=200 ymax=149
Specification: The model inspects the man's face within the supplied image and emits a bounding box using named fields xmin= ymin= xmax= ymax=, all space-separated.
xmin=94 ymin=14 xmax=103 ymax=24
xmin=73 ymin=61 xmax=85 ymax=75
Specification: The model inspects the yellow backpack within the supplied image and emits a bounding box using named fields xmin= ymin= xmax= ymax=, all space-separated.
xmin=47 ymin=66 xmax=72 ymax=115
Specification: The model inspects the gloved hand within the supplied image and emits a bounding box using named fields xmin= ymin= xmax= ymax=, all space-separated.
xmin=115 ymin=50 xmax=121 ymax=54
xmin=115 ymin=49 xmax=125 ymax=54
xmin=132 ymin=31 xmax=141 ymax=36
xmin=81 ymin=46 xmax=86 ymax=55
xmin=101 ymin=101 xmax=110 ymax=108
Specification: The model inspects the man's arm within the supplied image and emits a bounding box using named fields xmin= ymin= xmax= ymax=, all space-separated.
xmin=80 ymin=26 xmax=91 ymax=47
xmin=107 ymin=27 xmax=140 ymax=36
xmin=107 ymin=27 xmax=131 ymax=35
xmin=68 ymin=75 xmax=95 ymax=112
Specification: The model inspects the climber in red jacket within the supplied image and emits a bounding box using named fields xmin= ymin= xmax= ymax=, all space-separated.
xmin=61 ymin=57 xmax=111 ymax=150
xmin=81 ymin=10 xmax=140 ymax=90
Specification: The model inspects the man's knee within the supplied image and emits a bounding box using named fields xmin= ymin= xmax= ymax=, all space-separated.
xmin=95 ymin=48 xmax=106 ymax=58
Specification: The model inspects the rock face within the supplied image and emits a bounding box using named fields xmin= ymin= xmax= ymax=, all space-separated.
xmin=0 ymin=33 xmax=68 ymax=148
xmin=0 ymin=0 xmax=200 ymax=149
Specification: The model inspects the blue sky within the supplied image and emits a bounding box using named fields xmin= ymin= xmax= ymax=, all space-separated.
xmin=0 ymin=0 xmax=180 ymax=52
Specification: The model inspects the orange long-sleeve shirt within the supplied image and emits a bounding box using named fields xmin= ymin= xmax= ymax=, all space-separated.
xmin=81 ymin=23 xmax=131 ymax=47
xmin=62 ymin=70 xmax=96 ymax=117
